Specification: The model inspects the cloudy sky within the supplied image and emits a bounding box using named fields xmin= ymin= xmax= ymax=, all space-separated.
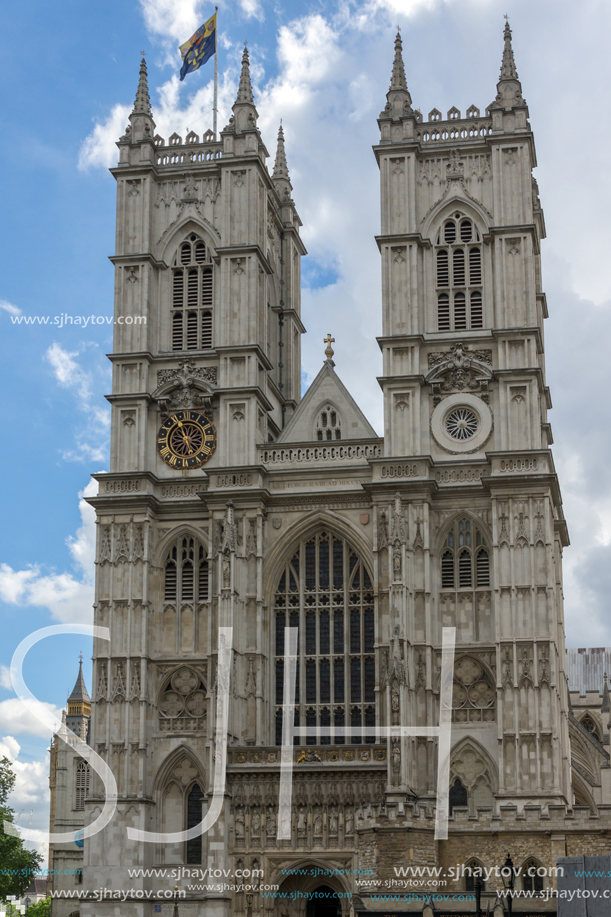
xmin=0 ymin=0 xmax=609 ymax=862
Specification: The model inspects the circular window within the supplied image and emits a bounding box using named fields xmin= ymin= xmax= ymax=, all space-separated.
xmin=431 ymin=393 xmax=493 ymax=454
xmin=445 ymin=407 xmax=479 ymax=441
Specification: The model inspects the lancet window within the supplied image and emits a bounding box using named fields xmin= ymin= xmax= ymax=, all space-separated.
xmin=164 ymin=536 xmax=209 ymax=604
xmin=274 ymin=532 xmax=375 ymax=746
xmin=75 ymin=760 xmax=90 ymax=811
xmin=441 ymin=517 xmax=490 ymax=590
xmin=315 ymin=405 xmax=342 ymax=441
xmin=171 ymin=234 xmax=213 ymax=351
xmin=435 ymin=213 xmax=483 ymax=331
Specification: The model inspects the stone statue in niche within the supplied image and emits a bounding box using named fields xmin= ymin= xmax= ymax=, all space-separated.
xmin=251 ymin=809 xmax=261 ymax=836
xmin=313 ymin=810 xmax=323 ymax=837
xmin=235 ymin=807 xmax=245 ymax=837
xmin=297 ymin=807 xmax=307 ymax=837
xmin=266 ymin=806 xmax=276 ymax=837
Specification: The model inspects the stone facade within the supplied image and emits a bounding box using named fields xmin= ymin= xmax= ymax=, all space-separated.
xmin=48 ymin=661 xmax=91 ymax=916
xmin=73 ymin=24 xmax=611 ymax=917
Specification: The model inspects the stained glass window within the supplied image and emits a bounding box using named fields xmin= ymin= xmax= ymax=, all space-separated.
xmin=274 ymin=532 xmax=375 ymax=745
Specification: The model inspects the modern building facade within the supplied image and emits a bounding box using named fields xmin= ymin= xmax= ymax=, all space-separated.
xmin=75 ymin=24 xmax=611 ymax=917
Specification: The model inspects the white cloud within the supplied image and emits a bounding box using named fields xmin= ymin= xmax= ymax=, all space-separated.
xmin=140 ymin=0 xmax=206 ymax=47
xmin=0 ymin=480 xmax=96 ymax=624
xmin=79 ymin=103 xmax=131 ymax=171
xmin=0 ymin=702 xmax=62 ymax=740
xmin=0 ymin=299 xmax=21 ymax=316
xmin=45 ymin=344 xmax=110 ymax=461
xmin=0 ymin=665 xmax=13 ymax=690
xmin=1 ymin=737 xmax=51 ymax=863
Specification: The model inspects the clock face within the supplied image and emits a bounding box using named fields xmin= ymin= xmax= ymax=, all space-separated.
xmin=157 ymin=410 xmax=216 ymax=470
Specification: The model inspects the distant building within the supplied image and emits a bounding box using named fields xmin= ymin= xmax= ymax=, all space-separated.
xmin=47 ymin=658 xmax=91 ymax=917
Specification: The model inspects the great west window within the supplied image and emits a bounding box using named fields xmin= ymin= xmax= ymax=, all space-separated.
xmin=274 ymin=532 xmax=376 ymax=745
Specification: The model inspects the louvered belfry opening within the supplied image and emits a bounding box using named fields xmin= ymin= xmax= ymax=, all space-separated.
xmin=171 ymin=234 xmax=214 ymax=351
xmin=440 ymin=517 xmax=490 ymax=591
xmin=274 ymin=532 xmax=375 ymax=746
xmin=75 ymin=760 xmax=90 ymax=811
xmin=164 ymin=536 xmax=209 ymax=604
xmin=436 ymin=214 xmax=483 ymax=331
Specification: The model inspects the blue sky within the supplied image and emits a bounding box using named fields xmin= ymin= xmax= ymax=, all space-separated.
xmin=1 ymin=0 xmax=611 ymax=858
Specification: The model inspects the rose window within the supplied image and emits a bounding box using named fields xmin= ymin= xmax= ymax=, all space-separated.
xmin=445 ymin=407 xmax=479 ymax=441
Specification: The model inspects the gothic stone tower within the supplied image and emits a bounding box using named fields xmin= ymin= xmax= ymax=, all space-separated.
xmin=373 ymin=23 xmax=573 ymax=814
xmin=81 ymin=26 xmax=609 ymax=917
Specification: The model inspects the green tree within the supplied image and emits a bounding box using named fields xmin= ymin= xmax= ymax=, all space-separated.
xmin=24 ymin=899 xmax=51 ymax=916
xmin=0 ymin=756 xmax=42 ymax=899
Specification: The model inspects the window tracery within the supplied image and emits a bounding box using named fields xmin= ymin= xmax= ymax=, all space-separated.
xmin=441 ymin=517 xmax=490 ymax=590
xmin=522 ymin=858 xmax=545 ymax=894
xmin=315 ymin=405 xmax=342 ymax=441
xmin=158 ymin=666 xmax=207 ymax=733
xmin=274 ymin=531 xmax=375 ymax=745
xmin=171 ymin=234 xmax=213 ymax=351
xmin=435 ymin=213 xmax=483 ymax=331
xmin=164 ymin=536 xmax=209 ymax=605
xmin=452 ymin=656 xmax=496 ymax=723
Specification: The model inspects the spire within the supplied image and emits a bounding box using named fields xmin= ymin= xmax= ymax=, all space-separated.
xmin=272 ymin=123 xmax=292 ymax=201
xmin=490 ymin=18 xmax=526 ymax=111
xmin=133 ymin=56 xmax=152 ymax=116
xmin=68 ymin=656 xmax=90 ymax=704
xmin=379 ymin=30 xmax=413 ymax=122
xmin=236 ymin=43 xmax=254 ymax=105
xmin=123 ymin=55 xmax=156 ymax=143
xmin=389 ymin=30 xmax=408 ymax=93
xmin=227 ymin=41 xmax=259 ymax=133
xmin=499 ymin=20 xmax=518 ymax=81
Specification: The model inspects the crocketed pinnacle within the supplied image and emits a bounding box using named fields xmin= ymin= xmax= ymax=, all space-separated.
xmin=133 ymin=56 xmax=152 ymax=116
xmin=499 ymin=20 xmax=518 ymax=81
xmin=236 ymin=43 xmax=254 ymax=105
xmin=389 ymin=30 xmax=407 ymax=92
xmin=272 ymin=124 xmax=290 ymax=183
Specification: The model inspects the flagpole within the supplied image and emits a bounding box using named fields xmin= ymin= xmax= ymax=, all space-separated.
xmin=213 ymin=5 xmax=218 ymax=139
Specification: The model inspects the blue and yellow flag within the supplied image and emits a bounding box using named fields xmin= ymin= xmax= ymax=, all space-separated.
xmin=179 ymin=13 xmax=216 ymax=81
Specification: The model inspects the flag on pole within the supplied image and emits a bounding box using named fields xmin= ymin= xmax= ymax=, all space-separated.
xmin=179 ymin=13 xmax=217 ymax=81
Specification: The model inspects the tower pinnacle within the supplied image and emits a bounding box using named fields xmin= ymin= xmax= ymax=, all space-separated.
xmin=490 ymin=19 xmax=526 ymax=110
xmin=123 ymin=55 xmax=156 ymax=143
xmin=379 ymin=30 xmax=413 ymax=121
xmin=272 ymin=123 xmax=292 ymax=201
xmin=389 ymin=30 xmax=408 ymax=93
xmin=236 ymin=43 xmax=254 ymax=105
xmin=228 ymin=42 xmax=259 ymax=133
xmin=133 ymin=56 xmax=152 ymax=116
xmin=499 ymin=20 xmax=518 ymax=81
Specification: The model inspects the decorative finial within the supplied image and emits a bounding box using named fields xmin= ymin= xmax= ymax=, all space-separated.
xmin=272 ymin=122 xmax=292 ymax=198
xmin=324 ymin=334 xmax=335 ymax=361
xmin=79 ymin=651 xmax=83 ymax=665
xmin=504 ymin=12 xmax=509 ymax=21
xmin=140 ymin=49 xmax=146 ymax=57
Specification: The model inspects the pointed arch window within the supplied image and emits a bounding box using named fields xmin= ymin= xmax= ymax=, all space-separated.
xmin=522 ymin=859 xmax=545 ymax=894
xmin=274 ymin=531 xmax=375 ymax=746
xmin=315 ymin=405 xmax=342 ymax=441
xmin=75 ymin=760 xmax=90 ymax=811
xmin=440 ymin=517 xmax=490 ymax=591
xmin=171 ymin=234 xmax=214 ymax=351
xmin=435 ymin=213 xmax=484 ymax=331
xmin=164 ymin=536 xmax=209 ymax=604
xmin=463 ymin=858 xmax=486 ymax=892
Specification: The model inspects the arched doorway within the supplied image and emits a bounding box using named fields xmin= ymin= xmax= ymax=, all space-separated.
xmin=306 ymin=885 xmax=341 ymax=917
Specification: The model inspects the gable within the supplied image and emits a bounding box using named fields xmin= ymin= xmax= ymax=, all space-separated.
xmin=276 ymin=362 xmax=378 ymax=444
